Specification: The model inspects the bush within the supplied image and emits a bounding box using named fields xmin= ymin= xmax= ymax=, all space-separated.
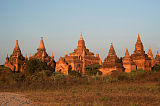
xmin=69 ymin=71 xmax=81 ymax=77
xmin=85 ymin=64 xmax=102 ymax=76
xmin=25 ymin=58 xmax=47 ymax=75
xmin=152 ymin=64 xmax=160 ymax=72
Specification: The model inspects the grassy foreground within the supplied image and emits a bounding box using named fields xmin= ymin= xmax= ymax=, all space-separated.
xmin=0 ymin=64 xmax=160 ymax=105
xmin=20 ymin=82 xmax=160 ymax=106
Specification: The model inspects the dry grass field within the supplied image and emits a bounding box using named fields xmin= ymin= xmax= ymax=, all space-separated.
xmin=1 ymin=65 xmax=160 ymax=106
xmin=17 ymin=82 xmax=159 ymax=106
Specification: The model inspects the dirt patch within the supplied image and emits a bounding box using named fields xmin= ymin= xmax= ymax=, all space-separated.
xmin=0 ymin=92 xmax=34 ymax=106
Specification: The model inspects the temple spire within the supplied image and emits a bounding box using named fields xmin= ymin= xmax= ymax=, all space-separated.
xmin=80 ymin=32 xmax=83 ymax=40
xmin=108 ymin=42 xmax=117 ymax=56
xmin=14 ymin=40 xmax=20 ymax=50
xmin=157 ymin=50 xmax=159 ymax=56
xmin=99 ymin=58 xmax=102 ymax=65
xmin=134 ymin=33 xmax=144 ymax=52
xmin=125 ymin=48 xmax=130 ymax=58
xmin=38 ymin=36 xmax=45 ymax=50
xmin=148 ymin=46 xmax=153 ymax=58
xmin=96 ymin=50 xmax=99 ymax=58
xmin=51 ymin=52 xmax=54 ymax=59
xmin=25 ymin=54 xmax=28 ymax=60
xmin=137 ymin=33 xmax=141 ymax=42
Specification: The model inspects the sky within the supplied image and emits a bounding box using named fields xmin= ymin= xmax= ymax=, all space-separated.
xmin=0 ymin=0 xmax=160 ymax=65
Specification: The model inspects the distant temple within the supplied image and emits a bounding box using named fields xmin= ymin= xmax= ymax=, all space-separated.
xmin=99 ymin=42 xmax=124 ymax=75
xmin=55 ymin=32 xmax=102 ymax=75
xmin=122 ymin=48 xmax=136 ymax=72
xmin=155 ymin=51 xmax=160 ymax=66
xmin=32 ymin=36 xmax=56 ymax=71
xmin=130 ymin=34 xmax=152 ymax=71
xmin=4 ymin=37 xmax=56 ymax=72
xmin=3 ymin=33 xmax=160 ymax=75
xmin=4 ymin=40 xmax=26 ymax=72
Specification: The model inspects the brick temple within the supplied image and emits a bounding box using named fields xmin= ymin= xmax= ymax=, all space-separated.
xmin=55 ymin=32 xmax=102 ymax=75
xmin=3 ymin=33 xmax=160 ymax=75
xmin=4 ymin=37 xmax=56 ymax=72
xmin=130 ymin=34 xmax=152 ymax=71
xmin=32 ymin=36 xmax=56 ymax=71
xmin=99 ymin=42 xmax=124 ymax=75
xmin=4 ymin=40 xmax=26 ymax=72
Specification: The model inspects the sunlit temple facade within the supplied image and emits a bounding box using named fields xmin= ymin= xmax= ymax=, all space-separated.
xmin=3 ymin=33 xmax=160 ymax=75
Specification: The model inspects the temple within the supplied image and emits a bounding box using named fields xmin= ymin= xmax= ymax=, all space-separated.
xmin=122 ymin=48 xmax=136 ymax=72
xmin=155 ymin=50 xmax=160 ymax=66
xmin=147 ymin=46 xmax=155 ymax=67
xmin=131 ymin=34 xmax=151 ymax=70
xmin=55 ymin=32 xmax=102 ymax=75
xmin=99 ymin=42 xmax=124 ymax=75
xmin=32 ymin=36 xmax=56 ymax=71
xmin=3 ymin=33 xmax=159 ymax=75
xmin=4 ymin=40 xmax=26 ymax=72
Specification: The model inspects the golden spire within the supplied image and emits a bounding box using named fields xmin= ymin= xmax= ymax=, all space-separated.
xmin=96 ymin=50 xmax=99 ymax=58
xmin=108 ymin=42 xmax=116 ymax=56
xmin=125 ymin=48 xmax=130 ymax=58
xmin=148 ymin=46 xmax=153 ymax=58
xmin=25 ymin=54 xmax=27 ymax=59
xmin=51 ymin=52 xmax=54 ymax=59
xmin=157 ymin=50 xmax=159 ymax=56
xmin=38 ymin=36 xmax=45 ymax=50
xmin=137 ymin=33 xmax=141 ymax=42
xmin=80 ymin=32 xmax=83 ymax=40
xmin=99 ymin=58 xmax=102 ymax=65
xmin=14 ymin=40 xmax=20 ymax=50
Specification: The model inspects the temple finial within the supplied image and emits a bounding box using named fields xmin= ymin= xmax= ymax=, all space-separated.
xmin=25 ymin=54 xmax=28 ymax=60
xmin=125 ymin=48 xmax=130 ymax=57
xmin=99 ymin=58 xmax=102 ymax=65
xmin=96 ymin=50 xmax=99 ymax=58
xmin=137 ymin=33 xmax=141 ymax=42
xmin=14 ymin=40 xmax=20 ymax=50
xmin=157 ymin=50 xmax=159 ymax=56
xmin=51 ymin=52 xmax=54 ymax=59
xmin=80 ymin=32 xmax=83 ymax=40
xmin=39 ymin=36 xmax=45 ymax=50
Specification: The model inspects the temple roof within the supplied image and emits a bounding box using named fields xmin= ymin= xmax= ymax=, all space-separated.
xmin=80 ymin=32 xmax=83 ymax=40
xmin=124 ymin=48 xmax=130 ymax=58
xmin=96 ymin=50 xmax=99 ymax=58
xmin=137 ymin=33 xmax=141 ymax=42
xmin=38 ymin=36 xmax=45 ymax=50
xmin=108 ymin=42 xmax=117 ymax=57
xmin=148 ymin=46 xmax=154 ymax=59
xmin=13 ymin=40 xmax=20 ymax=52
xmin=157 ymin=50 xmax=159 ymax=56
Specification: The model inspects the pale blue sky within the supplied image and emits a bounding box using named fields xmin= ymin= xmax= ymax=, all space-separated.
xmin=0 ymin=0 xmax=160 ymax=64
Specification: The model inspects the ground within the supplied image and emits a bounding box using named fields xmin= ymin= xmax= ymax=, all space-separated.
xmin=1 ymin=82 xmax=160 ymax=106
xmin=0 ymin=92 xmax=33 ymax=106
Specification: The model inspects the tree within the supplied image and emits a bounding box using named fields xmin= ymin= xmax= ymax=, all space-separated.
xmin=25 ymin=58 xmax=47 ymax=74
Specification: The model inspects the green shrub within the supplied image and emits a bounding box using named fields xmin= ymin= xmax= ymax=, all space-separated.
xmin=85 ymin=64 xmax=102 ymax=76
xmin=25 ymin=58 xmax=47 ymax=75
xmin=69 ymin=71 xmax=81 ymax=77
